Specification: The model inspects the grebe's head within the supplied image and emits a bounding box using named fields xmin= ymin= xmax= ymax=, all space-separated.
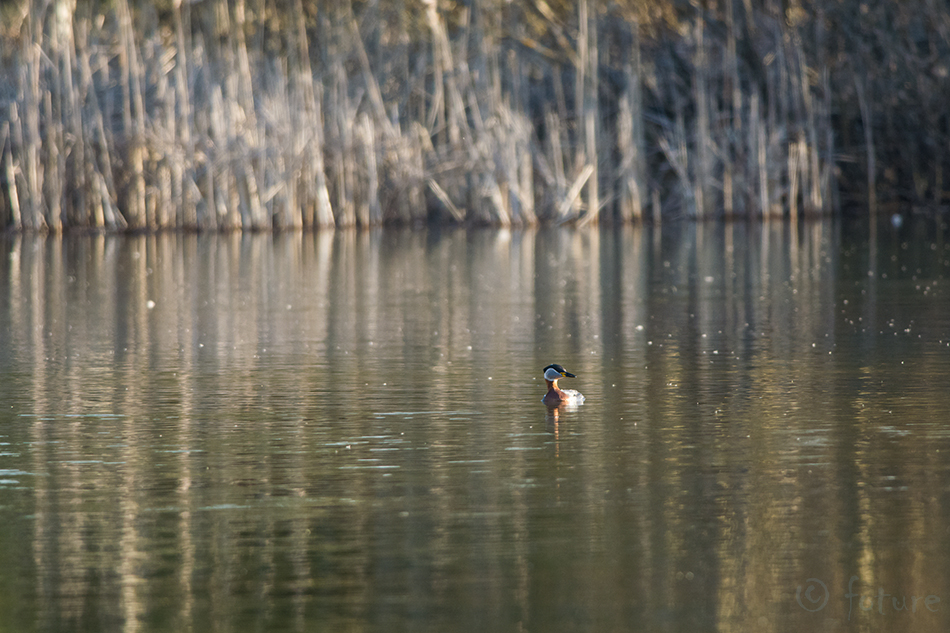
xmin=543 ymin=363 xmax=576 ymax=381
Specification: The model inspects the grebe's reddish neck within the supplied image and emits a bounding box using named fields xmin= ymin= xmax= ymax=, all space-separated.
xmin=543 ymin=377 xmax=566 ymax=403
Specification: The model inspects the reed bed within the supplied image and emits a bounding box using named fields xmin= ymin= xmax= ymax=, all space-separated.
xmin=0 ymin=0 xmax=946 ymax=231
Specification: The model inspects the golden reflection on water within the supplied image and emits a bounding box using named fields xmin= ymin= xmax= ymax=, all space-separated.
xmin=1 ymin=220 xmax=950 ymax=632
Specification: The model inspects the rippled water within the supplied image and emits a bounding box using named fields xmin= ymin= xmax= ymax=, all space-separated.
xmin=1 ymin=219 xmax=950 ymax=632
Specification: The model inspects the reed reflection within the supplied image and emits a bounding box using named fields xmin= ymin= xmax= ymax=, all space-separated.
xmin=0 ymin=218 xmax=949 ymax=632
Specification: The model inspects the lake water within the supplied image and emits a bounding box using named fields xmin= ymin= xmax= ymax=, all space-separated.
xmin=1 ymin=218 xmax=950 ymax=632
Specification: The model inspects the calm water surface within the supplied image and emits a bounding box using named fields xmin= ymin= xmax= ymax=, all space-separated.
xmin=2 ymin=219 xmax=950 ymax=632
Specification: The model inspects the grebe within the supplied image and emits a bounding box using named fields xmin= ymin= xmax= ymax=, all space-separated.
xmin=541 ymin=363 xmax=585 ymax=406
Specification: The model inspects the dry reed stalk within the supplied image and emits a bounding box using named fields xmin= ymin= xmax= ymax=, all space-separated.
xmin=854 ymin=76 xmax=876 ymax=215
xmin=518 ymin=128 xmax=536 ymax=224
xmin=556 ymin=164 xmax=594 ymax=223
xmin=216 ymin=0 xmax=245 ymax=230
xmin=2 ymin=121 xmax=21 ymax=229
xmin=308 ymin=89 xmax=335 ymax=229
xmin=447 ymin=15 xmax=472 ymax=146
xmin=332 ymin=61 xmax=356 ymax=227
xmin=74 ymin=20 xmax=104 ymax=228
xmin=426 ymin=178 xmax=463 ymax=222
xmin=43 ymin=87 xmax=63 ymax=231
xmin=691 ymin=12 xmax=711 ymax=219
xmin=19 ymin=14 xmax=46 ymax=232
xmin=294 ymin=0 xmax=332 ymax=228
xmin=793 ymin=40 xmax=816 ymax=212
xmin=726 ymin=0 xmax=742 ymax=137
xmin=262 ymin=60 xmax=294 ymax=230
xmin=425 ymin=5 xmax=446 ymax=147
xmin=723 ymin=166 xmax=734 ymax=218
xmin=576 ymin=0 xmax=599 ymax=224
xmin=76 ymin=19 xmax=125 ymax=229
xmin=675 ymin=104 xmax=692 ymax=214
xmin=788 ymin=138 xmax=800 ymax=221
xmin=55 ymin=0 xmax=86 ymax=227
xmin=724 ymin=0 xmax=743 ymax=217
xmin=821 ymin=66 xmax=835 ymax=213
xmin=209 ymin=85 xmax=238 ymax=230
xmin=658 ymin=131 xmax=692 ymax=216
xmin=498 ymin=108 xmax=536 ymax=226
xmin=350 ymin=21 xmax=395 ymax=143
xmin=172 ymin=0 xmax=197 ymax=229
xmin=617 ymin=18 xmax=645 ymax=223
xmin=152 ymin=39 xmax=173 ymax=228
xmin=232 ymin=0 xmax=265 ymax=228
xmin=408 ymin=126 xmax=427 ymax=222
xmin=545 ymin=109 xmax=567 ymax=213
xmin=356 ymin=112 xmax=382 ymax=226
xmin=116 ymin=0 xmax=148 ymax=229
xmin=752 ymin=93 xmax=768 ymax=215
xmin=424 ymin=2 xmax=488 ymax=223
xmin=483 ymin=175 xmax=510 ymax=227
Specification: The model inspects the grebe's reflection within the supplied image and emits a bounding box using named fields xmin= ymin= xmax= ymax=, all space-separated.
xmin=544 ymin=398 xmax=583 ymax=440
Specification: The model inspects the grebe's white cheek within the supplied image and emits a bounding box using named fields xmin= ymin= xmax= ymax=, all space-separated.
xmin=544 ymin=368 xmax=563 ymax=381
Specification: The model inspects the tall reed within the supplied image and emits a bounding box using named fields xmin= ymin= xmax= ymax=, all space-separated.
xmin=0 ymin=0 xmax=944 ymax=231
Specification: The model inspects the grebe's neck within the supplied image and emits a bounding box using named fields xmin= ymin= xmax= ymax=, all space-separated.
xmin=545 ymin=378 xmax=559 ymax=391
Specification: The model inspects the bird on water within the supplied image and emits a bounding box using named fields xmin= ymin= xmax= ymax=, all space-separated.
xmin=541 ymin=363 xmax=585 ymax=406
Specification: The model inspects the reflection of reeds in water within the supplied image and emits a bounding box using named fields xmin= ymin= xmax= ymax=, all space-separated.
xmin=3 ymin=0 xmax=920 ymax=231
xmin=6 ymin=223 xmax=950 ymax=630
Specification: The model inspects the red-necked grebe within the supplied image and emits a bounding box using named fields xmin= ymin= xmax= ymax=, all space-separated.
xmin=542 ymin=363 xmax=585 ymax=406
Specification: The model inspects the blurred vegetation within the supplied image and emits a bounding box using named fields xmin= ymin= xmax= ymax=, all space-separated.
xmin=0 ymin=0 xmax=947 ymax=230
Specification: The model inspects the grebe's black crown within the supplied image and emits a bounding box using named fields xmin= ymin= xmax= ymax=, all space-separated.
xmin=543 ymin=363 xmax=576 ymax=378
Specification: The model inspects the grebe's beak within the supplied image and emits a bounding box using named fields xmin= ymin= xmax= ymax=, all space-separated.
xmin=544 ymin=364 xmax=577 ymax=381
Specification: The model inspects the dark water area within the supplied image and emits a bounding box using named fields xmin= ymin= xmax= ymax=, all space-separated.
xmin=1 ymin=217 xmax=950 ymax=632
